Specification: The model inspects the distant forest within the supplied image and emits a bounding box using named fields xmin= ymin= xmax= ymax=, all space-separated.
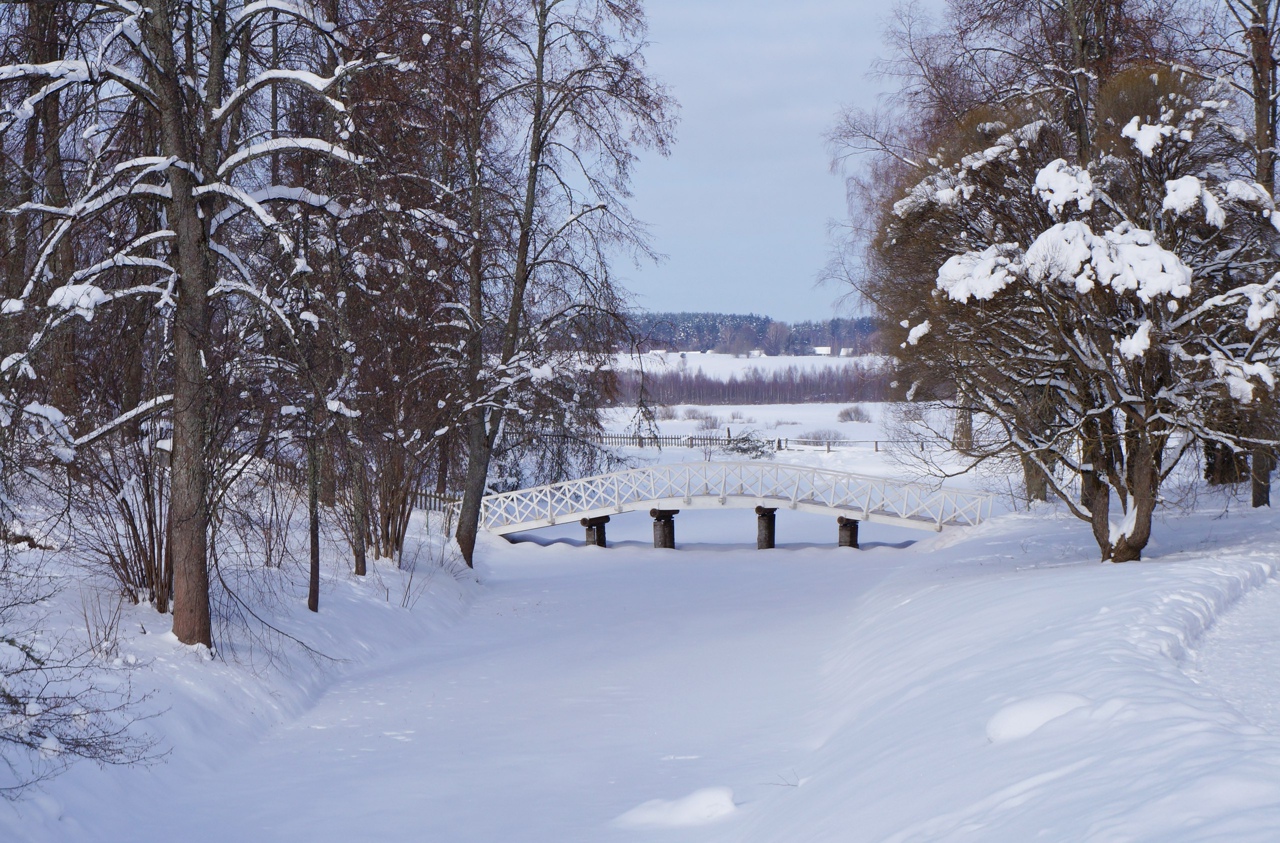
xmin=630 ymin=312 xmax=881 ymax=356
xmin=615 ymin=362 xmax=893 ymax=406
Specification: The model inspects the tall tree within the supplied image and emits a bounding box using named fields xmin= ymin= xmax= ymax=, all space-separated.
xmin=449 ymin=0 xmax=674 ymax=565
xmin=832 ymin=1 xmax=1280 ymax=560
xmin=0 ymin=0 xmax=372 ymax=644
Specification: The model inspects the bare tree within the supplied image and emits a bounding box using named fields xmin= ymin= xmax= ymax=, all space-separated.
xmin=449 ymin=0 xmax=675 ymax=565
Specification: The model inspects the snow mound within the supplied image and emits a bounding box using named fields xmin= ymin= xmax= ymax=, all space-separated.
xmin=614 ymin=786 xmax=737 ymax=828
xmin=986 ymin=693 xmax=1089 ymax=743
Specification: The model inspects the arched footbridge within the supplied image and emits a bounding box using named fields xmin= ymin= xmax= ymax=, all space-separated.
xmin=470 ymin=461 xmax=993 ymax=549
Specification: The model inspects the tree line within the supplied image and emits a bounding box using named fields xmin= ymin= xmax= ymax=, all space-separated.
xmin=833 ymin=0 xmax=1280 ymax=561
xmin=631 ymin=312 xmax=881 ymax=356
xmin=616 ymin=362 xmax=892 ymax=406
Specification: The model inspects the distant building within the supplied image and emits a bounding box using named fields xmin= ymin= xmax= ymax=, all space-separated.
xmin=813 ymin=346 xmax=832 ymax=356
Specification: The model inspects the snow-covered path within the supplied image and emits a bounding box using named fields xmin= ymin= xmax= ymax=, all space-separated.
xmin=14 ymin=503 xmax=1280 ymax=842
xmin=97 ymin=535 xmax=902 ymax=842
xmin=1189 ymin=576 xmax=1280 ymax=734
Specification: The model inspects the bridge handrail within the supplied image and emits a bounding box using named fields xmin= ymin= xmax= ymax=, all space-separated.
xmin=476 ymin=461 xmax=993 ymax=534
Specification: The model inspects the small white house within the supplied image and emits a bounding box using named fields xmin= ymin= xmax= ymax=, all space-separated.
xmin=813 ymin=346 xmax=832 ymax=356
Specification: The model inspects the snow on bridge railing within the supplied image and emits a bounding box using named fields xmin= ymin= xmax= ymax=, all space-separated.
xmin=474 ymin=461 xmax=993 ymax=535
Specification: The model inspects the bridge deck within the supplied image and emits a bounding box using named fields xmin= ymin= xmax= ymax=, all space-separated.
xmin=476 ymin=461 xmax=992 ymax=536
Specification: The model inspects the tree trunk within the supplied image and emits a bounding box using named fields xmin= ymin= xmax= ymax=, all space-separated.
xmin=952 ymin=401 xmax=973 ymax=452
xmin=307 ymin=432 xmax=320 ymax=612
xmin=1253 ymin=446 xmax=1274 ymax=507
xmin=435 ymin=433 xmax=450 ymax=496
xmin=167 ymin=195 xmax=213 ymax=646
xmin=455 ymin=412 xmax=492 ymax=565
xmin=1110 ymin=439 xmax=1158 ymax=563
xmin=343 ymin=424 xmax=369 ymax=576
xmin=1247 ymin=7 xmax=1277 ymax=193
xmin=33 ymin=2 xmax=78 ymax=412
xmin=455 ymin=0 xmax=490 ymax=568
xmin=1204 ymin=441 xmax=1247 ymax=485
xmin=1021 ymin=453 xmax=1048 ymax=503
xmin=1088 ymin=476 xmax=1112 ymax=561
xmin=145 ymin=5 xmax=212 ymax=647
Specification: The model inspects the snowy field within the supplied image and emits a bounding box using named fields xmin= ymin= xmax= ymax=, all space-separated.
xmin=6 ymin=411 xmax=1280 ymax=840
xmin=605 ymin=401 xmax=887 ymax=441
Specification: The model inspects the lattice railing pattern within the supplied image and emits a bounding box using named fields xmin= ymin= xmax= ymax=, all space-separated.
xmin=477 ymin=461 xmax=992 ymax=534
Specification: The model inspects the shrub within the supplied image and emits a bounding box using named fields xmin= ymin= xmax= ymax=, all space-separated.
xmin=799 ymin=428 xmax=846 ymax=443
xmin=837 ymin=405 xmax=871 ymax=423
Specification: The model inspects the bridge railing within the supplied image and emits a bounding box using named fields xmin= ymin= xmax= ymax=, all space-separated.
xmin=476 ymin=461 xmax=992 ymax=534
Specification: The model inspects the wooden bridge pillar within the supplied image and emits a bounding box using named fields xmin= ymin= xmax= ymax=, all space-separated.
xmin=581 ymin=516 xmax=610 ymax=547
xmin=650 ymin=509 xmax=679 ymax=549
xmin=838 ymin=516 xmax=860 ymax=549
xmin=756 ymin=506 xmax=777 ymax=549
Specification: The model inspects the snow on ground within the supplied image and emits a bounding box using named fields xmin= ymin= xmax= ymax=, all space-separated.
xmin=605 ymin=401 xmax=891 ymax=444
xmin=1187 ymin=578 xmax=1280 ymax=733
xmin=6 ymin=410 xmax=1280 ymax=841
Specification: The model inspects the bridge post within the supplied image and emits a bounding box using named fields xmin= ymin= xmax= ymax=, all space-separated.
xmin=650 ymin=508 xmax=679 ymax=549
xmin=755 ymin=506 xmax=777 ymax=549
xmin=581 ymin=516 xmax=610 ymax=547
xmin=838 ymin=516 xmax=860 ymax=549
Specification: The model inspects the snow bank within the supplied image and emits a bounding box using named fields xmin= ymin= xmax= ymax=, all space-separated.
xmin=614 ymin=786 xmax=737 ymax=827
xmin=985 ymin=693 xmax=1090 ymax=743
xmin=749 ymin=509 xmax=1280 ymax=843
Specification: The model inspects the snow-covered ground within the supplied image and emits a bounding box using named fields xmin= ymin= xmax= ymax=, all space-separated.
xmin=6 ymin=411 xmax=1280 ymax=841
xmin=605 ymin=401 xmax=891 ymax=445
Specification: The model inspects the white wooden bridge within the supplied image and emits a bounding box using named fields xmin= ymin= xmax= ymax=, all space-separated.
xmin=473 ymin=461 xmax=992 ymax=546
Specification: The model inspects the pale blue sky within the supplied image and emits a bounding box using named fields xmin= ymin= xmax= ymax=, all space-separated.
xmin=624 ymin=0 xmax=897 ymax=322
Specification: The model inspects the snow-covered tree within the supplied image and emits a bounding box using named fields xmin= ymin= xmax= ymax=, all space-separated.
xmin=0 ymin=0 xmax=377 ymax=644
xmin=882 ymin=69 xmax=1280 ymax=560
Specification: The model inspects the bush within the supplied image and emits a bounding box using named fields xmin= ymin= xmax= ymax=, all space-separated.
xmin=721 ymin=430 xmax=775 ymax=460
xmin=799 ymin=428 xmax=846 ymax=443
xmin=837 ymin=405 xmax=871 ymax=423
